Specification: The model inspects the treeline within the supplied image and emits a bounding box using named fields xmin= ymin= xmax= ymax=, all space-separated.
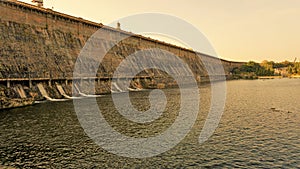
xmin=287 ymin=62 xmax=300 ymax=74
xmin=231 ymin=60 xmax=300 ymax=78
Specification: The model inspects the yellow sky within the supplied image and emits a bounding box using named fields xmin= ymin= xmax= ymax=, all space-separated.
xmin=20 ymin=0 xmax=300 ymax=62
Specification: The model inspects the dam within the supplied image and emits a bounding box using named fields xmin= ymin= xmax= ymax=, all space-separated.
xmin=0 ymin=1 xmax=299 ymax=168
xmin=0 ymin=0 xmax=244 ymax=109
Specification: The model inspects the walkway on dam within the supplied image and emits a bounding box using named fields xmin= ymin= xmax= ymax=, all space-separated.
xmin=0 ymin=76 xmax=153 ymax=88
xmin=0 ymin=76 xmax=152 ymax=82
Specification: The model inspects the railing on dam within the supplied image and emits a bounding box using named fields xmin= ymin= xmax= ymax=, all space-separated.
xmin=0 ymin=71 xmax=153 ymax=82
xmin=0 ymin=71 xmax=153 ymax=88
xmin=0 ymin=70 xmax=228 ymax=89
xmin=0 ymin=70 xmax=155 ymax=79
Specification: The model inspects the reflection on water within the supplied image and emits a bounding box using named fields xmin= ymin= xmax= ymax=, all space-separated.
xmin=0 ymin=79 xmax=299 ymax=168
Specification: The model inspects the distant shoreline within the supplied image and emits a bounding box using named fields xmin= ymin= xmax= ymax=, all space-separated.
xmin=257 ymin=76 xmax=282 ymax=79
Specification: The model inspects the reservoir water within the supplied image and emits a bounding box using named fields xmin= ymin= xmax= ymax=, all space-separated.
xmin=0 ymin=79 xmax=299 ymax=168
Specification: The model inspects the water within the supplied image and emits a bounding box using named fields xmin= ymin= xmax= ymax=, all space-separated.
xmin=0 ymin=79 xmax=299 ymax=168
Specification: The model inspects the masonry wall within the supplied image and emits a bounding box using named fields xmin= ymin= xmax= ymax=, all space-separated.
xmin=0 ymin=0 xmax=244 ymax=108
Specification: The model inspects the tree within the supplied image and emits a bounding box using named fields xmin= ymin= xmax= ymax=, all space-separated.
xmin=241 ymin=61 xmax=261 ymax=73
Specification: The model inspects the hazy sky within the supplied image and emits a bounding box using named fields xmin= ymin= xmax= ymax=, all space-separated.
xmin=20 ymin=0 xmax=300 ymax=62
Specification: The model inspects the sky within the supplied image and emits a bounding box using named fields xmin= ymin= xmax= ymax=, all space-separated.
xmin=20 ymin=0 xmax=300 ymax=62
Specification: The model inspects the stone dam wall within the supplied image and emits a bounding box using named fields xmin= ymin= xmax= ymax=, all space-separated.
xmin=0 ymin=0 xmax=244 ymax=109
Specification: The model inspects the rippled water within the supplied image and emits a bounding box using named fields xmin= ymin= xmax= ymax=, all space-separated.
xmin=0 ymin=79 xmax=299 ymax=168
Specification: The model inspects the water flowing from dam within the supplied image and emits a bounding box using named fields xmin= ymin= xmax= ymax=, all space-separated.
xmin=37 ymin=83 xmax=69 ymax=102
xmin=111 ymin=81 xmax=127 ymax=93
xmin=0 ymin=79 xmax=299 ymax=168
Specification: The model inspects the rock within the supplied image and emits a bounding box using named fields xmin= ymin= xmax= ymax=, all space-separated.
xmin=0 ymin=97 xmax=35 ymax=110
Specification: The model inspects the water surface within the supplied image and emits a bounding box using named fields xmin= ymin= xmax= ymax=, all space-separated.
xmin=0 ymin=79 xmax=299 ymax=168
